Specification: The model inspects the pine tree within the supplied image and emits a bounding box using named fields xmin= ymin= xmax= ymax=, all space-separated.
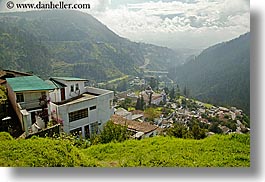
xmin=176 ymin=84 xmax=180 ymax=99
xmin=135 ymin=97 xmax=141 ymax=110
xmin=169 ymin=87 xmax=175 ymax=101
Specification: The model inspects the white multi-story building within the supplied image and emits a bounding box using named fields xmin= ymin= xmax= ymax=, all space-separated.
xmin=48 ymin=77 xmax=114 ymax=138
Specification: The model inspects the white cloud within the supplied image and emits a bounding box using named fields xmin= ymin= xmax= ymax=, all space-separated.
xmin=92 ymin=0 xmax=249 ymax=49
xmin=0 ymin=0 xmax=110 ymax=11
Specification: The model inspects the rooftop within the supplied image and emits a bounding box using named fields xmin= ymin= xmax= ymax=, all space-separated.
xmin=111 ymin=115 xmax=158 ymax=134
xmin=52 ymin=92 xmax=96 ymax=106
xmin=115 ymin=108 xmax=131 ymax=117
xmin=46 ymin=78 xmax=67 ymax=89
xmin=51 ymin=77 xmax=88 ymax=81
xmin=0 ymin=69 xmax=32 ymax=79
xmin=6 ymin=76 xmax=55 ymax=92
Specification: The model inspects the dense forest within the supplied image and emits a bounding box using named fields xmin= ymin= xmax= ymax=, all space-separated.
xmin=169 ymin=33 xmax=250 ymax=114
xmin=0 ymin=10 xmax=181 ymax=81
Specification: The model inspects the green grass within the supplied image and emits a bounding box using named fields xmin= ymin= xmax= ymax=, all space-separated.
xmin=127 ymin=107 xmax=135 ymax=111
xmin=0 ymin=132 xmax=250 ymax=167
xmin=204 ymin=103 xmax=213 ymax=109
xmin=0 ymin=86 xmax=7 ymax=104
xmin=107 ymin=75 xmax=129 ymax=84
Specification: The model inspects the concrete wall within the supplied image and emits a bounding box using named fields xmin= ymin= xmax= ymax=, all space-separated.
xmin=50 ymin=88 xmax=114 ymax=138
xmin=51 ymin=79 xmax=85 ymax=101
xmin=48 ymin=89 xmax=61 ymax=103
xmin=19 ymin=91 xmax=46 ymax=109
xmin=6 ymin=83 xmax=23 ymax=128
xmin=6 ymin=82 xmax=50 ymax=133
xmin=152 ymin=97 xmax=162 ymax=105
xmin=144 ymin=130 xmax=158 ymax=138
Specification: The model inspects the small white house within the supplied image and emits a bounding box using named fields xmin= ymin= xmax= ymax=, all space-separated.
xmin=6 ymin=75 xmax=55 ymax=136
xmin=47 ymin=77 xmax=88 ymax=102
xmin=48 ymin=77 xmax=114 ymax=138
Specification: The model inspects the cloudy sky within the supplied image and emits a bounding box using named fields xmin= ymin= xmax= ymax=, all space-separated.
xmin=0 ymin=0 xmax=250 ymax=49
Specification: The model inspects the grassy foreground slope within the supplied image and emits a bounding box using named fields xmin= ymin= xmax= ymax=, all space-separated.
xmin=0 ymin=132 xmax=250 ymax=167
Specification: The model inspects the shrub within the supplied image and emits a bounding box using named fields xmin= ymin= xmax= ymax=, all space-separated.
xmin=0 ymin=132 xmax=14 ymax=141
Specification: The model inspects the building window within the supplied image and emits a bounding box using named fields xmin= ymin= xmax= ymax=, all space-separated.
xmin=16 ymin=93 xmax=24 ymax=102
xmin=84 ymin=125 xmax=90 ymax=138
xmin=70 ymin=85 xmax=74 ymax=92
xmin=90 ymin=106 xmax=96 ymax=110
xmin=90 ymin=122 xmax=99 ymax=135
xmin=75 ymin=83 xmax=79 ymax=91
xmin=69 ymin=108 xmax=88 ymax=122
xmin=70 ymin=127 xmax=82 ymax=137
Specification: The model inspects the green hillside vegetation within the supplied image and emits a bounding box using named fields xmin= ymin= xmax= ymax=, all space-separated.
xmin=0 ymin=10 xmax=181 ymax=81
xmin=0 ymin=21 xmax=52 ymax=78
xmin=169 ymin=33 xmax=250 ymax=114
xmin=0 ymin=132 xmax=250 ymax=167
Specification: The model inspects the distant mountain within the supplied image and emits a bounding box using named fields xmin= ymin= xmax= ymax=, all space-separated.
xmin=0 ymin=10 xmax=181 ymax=81
xmin=169 ymin=33 xmax=250 ymax=114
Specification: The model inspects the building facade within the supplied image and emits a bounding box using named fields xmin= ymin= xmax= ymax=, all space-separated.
xmin=48 ymin=77 xmax=114 ymax=138
xmin=6 ymin=76 xmax=55 ymax=136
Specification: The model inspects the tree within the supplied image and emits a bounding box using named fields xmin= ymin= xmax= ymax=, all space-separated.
xmin=164 ymin=87 xmax=169 ymax=95
xmin=176 ymin=84 xmax=180 ymax=99
xmin=191 ymin=123 xmax=206 ymax=139
xmin=117 ymin=80 xmax=128 ymax=92
xmin=209 ymin=122 xmax=222 ymax=134
xmin=148 ymin=92 xmax=153 ymax=106
xmin=224 ymin=119 xmax=237 ymax=132
xmin=144 ymin=108 xmax=160 ymax=122
xmin=140 ymin=95 xmax=145 ymax=110
xmin=149 ymin=77 xmax=158 ymax=91
xmin=183 ymin=85 xmax=190 ymax=98
xmin=135 ymin=97 xmax=142 ymax=110
xmin=92 ymin=121 xmax=130 ymax=144
xmin=169 ymin=87 xmax=175 ymax=101
xmin=135 ymin=95 xmax=145 ymax=110
xmin=39 ymin=94 xmax=49 ymax=126
xmin=167 ymin=123 xmax=189 ymax=139
xmin=120 ymin=98 xmax=132 ymax=110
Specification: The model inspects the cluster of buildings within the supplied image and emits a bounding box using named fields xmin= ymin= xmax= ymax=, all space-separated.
xmin=116 ymin=86 xmax=167 ymax=106
xmin=159 ymin=99 xmax=249 ymax=134
xmin=115 ymin=92 xmax=249 ymax=136
xmin=0 ymin=70 xmax=249 ymax=139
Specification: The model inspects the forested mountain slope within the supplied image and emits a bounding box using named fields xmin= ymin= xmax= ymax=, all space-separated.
xmin=169 ymin=33 xmax=250 ymax=114
xmin=0 ymin=10 xmax=181 ymax=81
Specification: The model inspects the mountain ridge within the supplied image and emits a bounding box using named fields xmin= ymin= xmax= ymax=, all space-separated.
xmin=169 ymin=32 xmax=250 ymax=114
xmin=0 ymin=10 xmax=181 ymax=81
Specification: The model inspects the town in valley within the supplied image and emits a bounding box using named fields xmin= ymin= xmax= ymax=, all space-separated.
xmin=0 ymin=69 xmax=250 ymax=141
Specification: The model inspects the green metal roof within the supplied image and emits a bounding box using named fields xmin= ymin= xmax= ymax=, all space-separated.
xmin=51 ymin=77 xmax=88 ymax=81
xmin=46 ymin=79 xmax=67 ymax=89
xmin=6 ymin=76 xmax=55 ymax=92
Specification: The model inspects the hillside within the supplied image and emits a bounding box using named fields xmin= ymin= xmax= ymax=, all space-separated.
xmin=0 ymin=10 xmax=181 ymax=81
xmin=169 ymin=33 xmax=250 ymax=114
xmin=0 ymin=132 xmax=250 ymax=167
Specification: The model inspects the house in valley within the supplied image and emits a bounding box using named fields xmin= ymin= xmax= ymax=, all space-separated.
xmin=115 ymin=107 xmax=132 ymax=120
xmin=6 ymin=75 xmax=55 ymax=136
xmin=111 ymin=115 xmax=159 ymax=139
xmin=140 ymin=86 xmax=166 ymax=106
xmin=48 ymin=77 xmax=114 ymax=138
